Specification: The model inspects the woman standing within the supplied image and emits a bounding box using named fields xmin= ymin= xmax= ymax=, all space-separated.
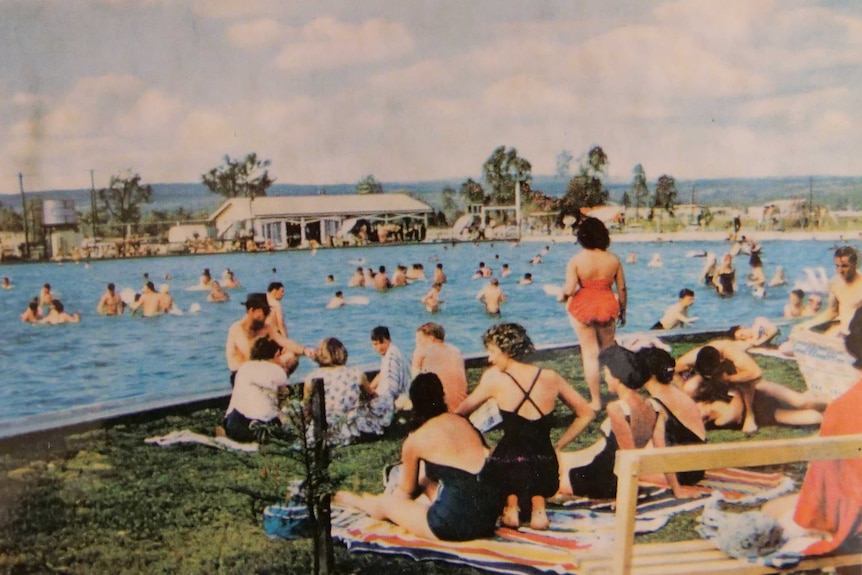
xmin=335 ymin=373 xmax=500 ymax=541
xmin=456 ymin=323 xmax=594 ymax=529
xmin=562 ymin=217 xmax=627 ymax=410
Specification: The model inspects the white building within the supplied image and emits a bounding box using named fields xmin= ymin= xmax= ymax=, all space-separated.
xmin=209 ymin=193 xmax=434 ymax=248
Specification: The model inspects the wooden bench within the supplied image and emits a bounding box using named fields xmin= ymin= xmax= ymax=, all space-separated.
xmin=579 ymin=434 xmax=862 ymax=575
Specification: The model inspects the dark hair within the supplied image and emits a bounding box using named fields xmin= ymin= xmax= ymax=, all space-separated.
xmin=315 ymin=338 xmax=348 ymax=367
xmin=694 ymin=346 xmax=737 ymax=381
xmin=791 ymin=289 xmax=805 ymax=299
xmin=408 ymin=373 xmax=448 ymax=430
xmin=371 ymin=326 xmax=390 ymax=342
xmin=636 ymin=347 xmax=676 ymax=385
xmin=28 ymin=300 xmax=38 ymax=313
xmin=845 ymin=307 xmax=862 ymax=368
xmin=145 ymin=281 xmax=155 ymax=292
xmin=599 ymin=345 xmax=646 ymax=390
xmin=108 ymin=283 xmax=115 ymax=291
xmin=726 ymin=325 xmax=743 ymax=339
xmin=679 ymin=288 xmax=694 ymax=299
xmin=268 ymin=281 xmax=284 ymax=292
xmin=43 ymin=283 xmax=51 ymax=290
xmin=335 ymin=290 xmax=343 ymax=297
xmin=250 ymin=337 xmax=281 ymax=361
xmin=417 ymin=322 xmax=445 ymax=341
xmin=482 ymin=323 xmax=535 ymax=360
xmin=52 ymin=299 xmax=65 ymax=313
xmin=379 ymin=265 xmax=386 ymax=273
xmin=576 ymin=217 xmax=610 ymax=250
xmin=835 ymin=245 xmax=858 ymax=266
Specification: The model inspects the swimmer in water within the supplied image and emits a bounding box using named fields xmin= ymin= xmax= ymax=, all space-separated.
xmin=131 ymin=282 xmax=162 ymax=317
xmin=784 ymin=289 xmax=805 ymax=319
xmin=347 ymin=267 xmax=365 ymax=288
xmin=40 ymin=300 xmax=80 ymax=324
xmin=222 ymin=269 xmax=240 ymax=289
xmin=1 ymin=277 xmax=11 ymax=289
xmin=501 ymin=263 xmax=512 ymax=278
xmin=20 ymin=299 xmax=41 ymax=323
xmin=158 ymin=284 xmax=175 ymax=314
xmin=433 ymin=263 xmax=447 ymax=284
xmin=406 ymin=263 xmax=425 ymax=283
xmin=326 ymin=290 xmax=346 ymax=309
xmin=325 ymin=274 xmax=335 ymax=285
xmin=39 ymin=283 xmax=54 ymax=314
xmin=374 ymin=266 xmax=392 ymax=291
xmin=97 ymin=283 xmax=125 ymax=316
xmin=200 ymin=269 xmax=212 ymax=288
xmin=519 ymin=273 xmax=533 ymax=285
xmin=648 ymin=253 xmax=663 ymax=268
xmin=530 ymin=254 xmax=543 ymax=265
xmin=626 ymin=251 xmax=637 ymax=264
xmin=207 ymin=280 xmax=230 ymax=303
xmin=477 ymin=278 xmax=505 ymax=316
xmin=422 ymin=283 xmax=443 ymax=313
xmin=391 ymin=265 xmax=407 ymax=287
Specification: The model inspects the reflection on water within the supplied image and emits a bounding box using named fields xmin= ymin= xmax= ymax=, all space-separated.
xmin=0 ymin=238 xmax=850 ymax=430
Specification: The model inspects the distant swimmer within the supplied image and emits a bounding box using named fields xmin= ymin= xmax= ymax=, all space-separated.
xmin=208 ymin=281 xmax=230 ymax=303
xmin=472 ymin=262 xmax=493 ymax=279
xmin=326 ymin=274 xmax=335 ymax=285
xmin=20 ymin=299 xmax=41 ymax=323
xmin=40 ymin=300 xmax=80 ymax=324
xmin=266 ymin=282 xmax=287 ymax=337
xmin=374 ymin=266 xmax=392 ymax=291
xmin=433 ymin=263 xmax=447 ymax=284
xmin=501 ymin=263 xmax=512 ymax=278
xmin=803 ymin=293 xmax=823 ymax=317
xmin=1 ymin=277 xmax=11 ymax=289
xmin=363 ymin=267 xmax=375 ymax=285
xmin=39 ymin=283 xmax=54 ymax=314
xmin=326 ymin=291 xmax=346 ymax=309
xmin=422 ymin=283 xmax=443 ymax=313
xmin=530 ymin=254 xmax=542 ymax=265
xmin=699 ymin=252 xmax=717 ymax=286
xmin=222 ymin=269 xmax=240 ymax=289
xmin=347 ymin=267 xmax=365 ymax=288
xmin=626 ymin=252 xmax=637 ymax=264
xmin=405 ymin=263 xmax=425 ymax=283
xmin=540 ymin=245 xmax=550 ymax=255
xmin=97 ymin=283 xmax=125 ymax=315
xmin=712 ymin=254 xmax=736 ymax=296
xmin=200 ymin=268 xmax=212 ymax=288
xmin=158 ymin=284 xmax=175 ymax=314
xmin=648 ymin=253 xmax=663 ymax=268
xmin=391 ymin=265 xmax=407 ymax=287
xmin=476 ymin=278 xmax=506 ymax=316
xmin=651 ymin=288 xmax=697 ymax=330
xmin=131 ymin=282 xmax=162 ymax=317
xmin=519 ymin=273 xmax=533 ymax=285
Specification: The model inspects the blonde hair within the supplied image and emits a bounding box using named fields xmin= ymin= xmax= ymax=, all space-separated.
xmin=315 ymin=338 xmax=348 ymax=367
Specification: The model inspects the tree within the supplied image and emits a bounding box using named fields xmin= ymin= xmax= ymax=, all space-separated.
xmin=555 ymin=150 xmax=573 ymax=180
xmin=202 ymin=153 xmax=274 ymax=199
xmin=652 ymin=174 xmax=678 ymax=217
xmin=630 ymin=164 xmax=650 ymax=221
xmin=98 ymin=172 xmax=153 ymax=239
xmin=482 ymin=146 xmax=532 ymax=207
xmin=0 ymin=201 xmax=23 ymax=232
xmin=459 ymin=178 xmax=485 ymax=205
xmin=558 ymin=146 xmax=609 ymax=214
xmin=356 ymin=174 xmax=383 ymax=195
xmin=440 ymin=185 xmax=460 ymax=223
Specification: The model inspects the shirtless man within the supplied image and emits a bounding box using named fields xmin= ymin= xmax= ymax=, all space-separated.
xmin=476 ymin=278 xmax=506 ymax=316
xmin=326 ymin=291 xmax=346 ymax=309
xmin=651 ymin=288 xmax=697 ymax=330
xmin=131 ymin=282 xmax=162 ymax=317
xmin=21 ymin=299 xmax=41 ymax=323
xmin=374 ymin=266 xmax=391 ymax=291
xmin=208 ymin=280 xmax=230 ymax=303
xmin=411 ymin=322 xmax=467 ymax=411
xmin=347 ymin=267 xmax=365 ymax=288
xmin=432 ymin=263 xmax=447 ymax=284
xmin=266 ymin=282 xmax=287 ymax=337
xmin=675 ymin=339 xmax=763 ymax=434
xmin=97 ymin=283 xmax=125 ymax=315
xmin=225 ymin=293 xmax=315 ymax=387
xmin=422 ymin=283 xmax=443 ymax=313
xmin=391 ymin=265 xmax=407 ymax=287
xmin=796 ymin=246 xmax=862 ymax=335
xmin=39 ymin=283 xmax=54 ymax=315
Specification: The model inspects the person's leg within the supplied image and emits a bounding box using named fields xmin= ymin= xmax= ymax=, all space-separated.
xmin=570 ymin=316 xmax=602 ymax=410
xmin=756 ymin=381 xmax=829 ymax=411
xmin=735 ymin=380 xmax=758 ymax=435
xmin=530 ymin=495 xmax=549 ymax=530
xmin=376 ymin=494 xmax=437 ymax=540
xmin=773 ymin=408 xmax=823 ymax=427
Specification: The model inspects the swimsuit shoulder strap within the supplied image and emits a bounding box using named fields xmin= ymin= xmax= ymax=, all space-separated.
xmin=502 ymin=368 xmax=546 ymax=417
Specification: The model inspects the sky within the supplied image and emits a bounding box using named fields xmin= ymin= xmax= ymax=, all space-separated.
xmin=1 ymin=0 xmax=861 ymax=194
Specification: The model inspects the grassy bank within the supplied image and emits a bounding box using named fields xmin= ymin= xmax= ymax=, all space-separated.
xmin=0 ymin=345 xmax=817 ymax=575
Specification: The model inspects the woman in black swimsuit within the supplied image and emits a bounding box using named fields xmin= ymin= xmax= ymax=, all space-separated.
xmin=456 ymin=323 xmax=595 ymax=529
xmin=335 ymin=373 xmax=500 ymax=541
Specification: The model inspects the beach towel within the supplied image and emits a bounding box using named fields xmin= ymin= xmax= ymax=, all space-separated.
xmin=331 ymin=467 xmax=794 ymax=575
xmin=144 ymin=429 xmax=259 ymax=453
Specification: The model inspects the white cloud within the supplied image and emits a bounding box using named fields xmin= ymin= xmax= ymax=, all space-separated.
xmin=226 ymin=18 xmax=283 ymax=50
xmin=190 ymin=0 xmax=284 ymax=20
xmin=273 ymin=17 xmax=414 ymax=71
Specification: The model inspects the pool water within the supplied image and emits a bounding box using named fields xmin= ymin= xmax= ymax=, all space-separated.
xmin=0 ymin=237 xmax=847 ymax=434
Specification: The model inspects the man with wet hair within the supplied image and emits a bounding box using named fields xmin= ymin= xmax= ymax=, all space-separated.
xmin=798 ymin=246 xmax=862 ymax=335
xmin=411 ymin=322 xmax=467 ymax=411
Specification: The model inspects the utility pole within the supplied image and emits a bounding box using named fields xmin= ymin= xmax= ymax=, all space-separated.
xmin=691 ymin=184 xmax=696 ymax=225
xmin=90 ymin=169 xmax=99 ymax=239
xmin=808 ymin=176 xmax=814 ymax=230
xmin=18 ymin=172 xmax=30 ymax=260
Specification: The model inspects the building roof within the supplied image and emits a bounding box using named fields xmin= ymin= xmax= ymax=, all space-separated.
xmin=209 ymin=193 xmax=433 ymax=222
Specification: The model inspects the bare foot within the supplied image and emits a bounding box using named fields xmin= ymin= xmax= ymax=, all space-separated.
xmin=530 ymin=509 xmax=550 ymax=530
xmin=215 ymin=425 xmax=227 ymax=438
xmin=501 ymin=505 xmax=520 ymax=528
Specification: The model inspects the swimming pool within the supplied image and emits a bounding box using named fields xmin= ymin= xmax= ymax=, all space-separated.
xmin=0 ymin=237 xmax=848 ymax=435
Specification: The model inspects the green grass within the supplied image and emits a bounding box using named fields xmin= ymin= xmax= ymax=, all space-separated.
xmin=0 ymin=347 xmax=817 ymax=575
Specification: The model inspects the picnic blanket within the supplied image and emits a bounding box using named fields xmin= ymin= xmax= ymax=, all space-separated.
xmin=331 ymin=467 xmax=794 ymax=575
xmin=144 ymin=429 xmax=259 ymax=453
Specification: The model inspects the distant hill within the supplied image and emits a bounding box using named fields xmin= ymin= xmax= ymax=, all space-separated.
xmin=3 ymin=175 xmax=860 ymax=217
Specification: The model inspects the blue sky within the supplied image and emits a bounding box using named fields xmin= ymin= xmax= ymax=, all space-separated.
xmin=1 ymin=0 xmax=860 ymax=193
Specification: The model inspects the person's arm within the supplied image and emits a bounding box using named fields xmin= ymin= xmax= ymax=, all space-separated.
xmin=396 ymin=434 xmax=422 ymax=500
xmin=650 ymin=410 xmax=700 ymax=498
xmin=675 ymin=346 xmax=701 ymax=374
xmin=267 ymin=327 xmax=314 ymax=358
xmin=749 ymin=317 xmax=778 ymax=347
xmin=796 ymin=287 xmax=839 ymax=330
xmin=454 ymin=372 xmax=494 ymax=416
xmin=411 ymin=347 xmax=424 ymax=378
xmin=614 ymin=259 xmax=627 ymax=326
xmin=562 ymin=258 xmax=578 ymax=300
xmin=554 ymin=375 xmax=596 ymax=450
xmin=96 ymin=294 xmax=107 ymax=314
xmin=607 ymin=402 xmax=636 ymax=450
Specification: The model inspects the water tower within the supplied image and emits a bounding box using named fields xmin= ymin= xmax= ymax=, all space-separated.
xmin=43 ymin=199 xmax=83 ymax=259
